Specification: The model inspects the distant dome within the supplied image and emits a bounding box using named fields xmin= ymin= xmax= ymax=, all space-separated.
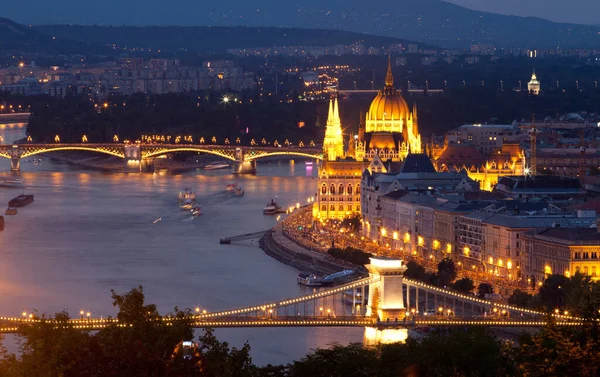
xmin=367 ymin=87 xmax=410 ymax=123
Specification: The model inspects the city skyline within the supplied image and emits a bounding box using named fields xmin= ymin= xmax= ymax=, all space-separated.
xmin=4 ymin=0 xmax=599 ymax=26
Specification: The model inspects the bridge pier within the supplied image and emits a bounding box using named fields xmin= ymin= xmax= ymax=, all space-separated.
xmin=10 ymin=157 xmax=20 ymax=171
xmin=233 ymin=147 xmax=256 ymax=174
xmin=232 ymin=160 xmax=257 ymax=174
xmin=123 ymin=145 xmax=142 ymax=172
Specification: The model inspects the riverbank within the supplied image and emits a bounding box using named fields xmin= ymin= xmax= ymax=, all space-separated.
xmin=0 ymin=113 xmax=30 ymax=123
xmin=259 ymin=220 xmax=364 ymax=277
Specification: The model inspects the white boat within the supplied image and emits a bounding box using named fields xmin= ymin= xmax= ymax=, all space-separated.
xmin=191 ymin=206 xmax=202 ymax=217
xmin=0 ymin=178 xmax=24 ymax=188
xmin=225 ymin=184 xmax=237 ymax=192
xmin=178 ymin=189 xmax=195 ymax=202
xmin=322 ymin=269 xmax=355 ymax=284
xmin=297 ymin=272 xmax=323 ymax=286
xmin=204 ymin=163 xmax=230 ymax=170
xmin=233 ymin=188 xmax=244 ymax=197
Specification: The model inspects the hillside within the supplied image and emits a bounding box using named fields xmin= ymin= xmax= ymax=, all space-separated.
xmin=35 ymin=0 xmax=600 ymax=49
xmin=0 ymin=17 xmax=107 ymax=55
xmin=33 ymin=25 xmax=414 ymax=53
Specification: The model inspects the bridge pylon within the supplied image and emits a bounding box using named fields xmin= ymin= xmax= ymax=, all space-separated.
xmin=233 ymin=147 xmax=257 ymax=174
xmin=365 ymin=257 xmax=408 ymax=321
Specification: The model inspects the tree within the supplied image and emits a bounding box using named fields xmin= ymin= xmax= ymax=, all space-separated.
xmin=288 ymin=343 xmax=379 ymax=377
xmin=538 ymin=274 xmax=570 ymax=311
xmin=508 ymin=289 xmax=533 ymax=308
xmin=452 ymin=277 xmax=475 ymax=293
xmin=478 ymin=283 xmax=494 ymax=299
xmin=404 ymin=261 xmax=427 ymax=281
xmin=436 ymin=258 xmax=457 ymax=287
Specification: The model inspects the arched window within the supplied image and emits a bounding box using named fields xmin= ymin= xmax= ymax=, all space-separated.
xmin=321 ymin=184 xmax=327 ymax=195
xmin=356 ymin=205 xmax=360 ymax=211
xmin=593 ymin=266 xmax=597 ymax=276
xmin=330 ymin=184 xmax=336 ymax=195
xmin=356 ymin=184 xmax=361 ymax=194
xmin=339 ymin=205 xmax=344 ymax=211
xmin=321 ymin=205 xmax=326 ymax=211
xmin=330 ymin=205 xmax=335 ymax=211
xmin=584 ymin=266 xmax=589 ymax=275
xmin=339 ymin=184 xmax=344 ymax=195
xmin=347 ymin=184 xmax=353 ymax=195
xmin=347 ymin=205 xmax=352 ymax=211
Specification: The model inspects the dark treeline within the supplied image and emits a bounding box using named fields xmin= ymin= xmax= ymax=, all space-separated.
xmin=14 ymin=85 xmax=600 ymax=145
xmin=2 ymin=286 xmax=600 ymax=377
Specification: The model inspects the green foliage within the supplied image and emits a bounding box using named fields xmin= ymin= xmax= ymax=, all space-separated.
xmin=508 ymin=289 xmax=533 ymax=308
xmin=436 ymin=258 xmax=457 ymax=287
xmin=404 ymin=261 xmax=428 ymax=281
xmin=477 ymin=283 xmax=494 ymax=299
xmin=327 ymin=247 xmax=372 ymax=266
xmin=452 ymin=277 xmax=475 ymax=293
xmin=538 ymin=274 xmax=570 ymax=311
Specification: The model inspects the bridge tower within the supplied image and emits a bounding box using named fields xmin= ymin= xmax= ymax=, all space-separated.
xmin=233 ymin=147 xmax=257 ymax=174
xmin=363 ymin=256 xmax=409 ymax=346
xmin=365 ymin=257 xmax=407 ymax=320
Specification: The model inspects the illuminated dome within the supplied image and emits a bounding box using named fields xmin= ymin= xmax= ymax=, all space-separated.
xmin=365 ymin=56 xmax=411 ymax=134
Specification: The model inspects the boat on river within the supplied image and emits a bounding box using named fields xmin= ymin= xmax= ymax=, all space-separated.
xmin=5 ymin=207 xmax=17 ymax=215
xmin=225 ymin=183 xmax=237 ymax=193
xmin=297 ymin=272 xmax=323 ymax=286
xmin=178 ymin=189 xmax=195 ymax=202
xmin=204 ymin=163 xmax=230 ymax=171
xmin=233 ymin=188 xmax=244 ymax=197
xmin=263 ymin=199 xmax=282 ymax=215
xmin=191 ymin=206 xmax=202 ymax=217
xmin=0 ymin=178 xmax=23 ymax=188
xmin=8 ymin=194 xmax=33 ymax=208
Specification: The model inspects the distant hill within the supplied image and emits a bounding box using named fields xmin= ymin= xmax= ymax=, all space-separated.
xmin=0 ymin=17 xmax=107 ymax=55
xmin=36 ymin=0 xmax=600 ymax=49
xmin=33 ymin=25 xmax=416 ymax=53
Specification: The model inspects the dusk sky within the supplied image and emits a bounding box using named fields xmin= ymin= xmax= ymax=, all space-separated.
xmin=3 ymin=0 xmax=599 ymax=26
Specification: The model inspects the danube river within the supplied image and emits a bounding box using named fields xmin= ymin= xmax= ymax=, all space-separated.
xmin=0 ymin=123 xmax=362 ymax=365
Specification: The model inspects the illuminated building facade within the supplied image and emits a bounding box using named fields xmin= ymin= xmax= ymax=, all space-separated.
xmin=314 ymin=58 xmax=423 ymax=220
xmin=523 ymin=225 xmax=600 ymax=285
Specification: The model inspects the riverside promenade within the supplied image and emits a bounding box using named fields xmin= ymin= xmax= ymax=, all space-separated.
xmin=260 ymin=221 xmax=358 ymax=276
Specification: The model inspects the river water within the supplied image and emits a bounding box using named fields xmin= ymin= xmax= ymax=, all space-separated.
xmin=0 ymin=123 xmax=362 ymax=365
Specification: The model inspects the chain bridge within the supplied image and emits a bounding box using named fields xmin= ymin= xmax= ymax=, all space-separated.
xmin=0 ymin=143 xmax=324 ymax=173
xmin=0 ymin=258 xmax=580 ymax=344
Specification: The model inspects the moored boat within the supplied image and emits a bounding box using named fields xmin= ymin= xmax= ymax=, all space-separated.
xmin=297 ymin=272 xmax=323 ymax=286
xmin=5 ymin=207 xmax=17 ymax=215
xmin=191 ymin=206 xmax=202 ymax=217
xmin=233 ymin=188 xmax=244 ymax=197
xmin=225 ymin=183 xmax=237 ymax=193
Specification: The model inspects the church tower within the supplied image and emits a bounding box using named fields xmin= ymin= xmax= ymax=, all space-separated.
xmin=323 ymin=96 xmax=344 ymax=161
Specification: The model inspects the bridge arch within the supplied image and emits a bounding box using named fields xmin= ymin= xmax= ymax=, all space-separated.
xmin=18 ymin=146 xmax=125 ymax=159
xmin=142 ymin=147 xmax=236 ymax=161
